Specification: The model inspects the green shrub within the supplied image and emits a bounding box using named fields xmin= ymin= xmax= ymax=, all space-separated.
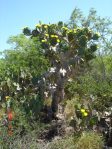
xmin=75 ymin=131 xmax=104 ymax=149
xmin=48 ymin=135 xmax=75 ymax=149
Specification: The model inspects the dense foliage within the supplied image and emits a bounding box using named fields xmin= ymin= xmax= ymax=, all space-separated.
xmin=0 ymin=8 xmax=112 ymax=148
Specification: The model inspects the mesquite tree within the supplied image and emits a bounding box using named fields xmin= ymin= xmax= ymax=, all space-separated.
xmin=23 ymin=21 xmax=99 ymax=117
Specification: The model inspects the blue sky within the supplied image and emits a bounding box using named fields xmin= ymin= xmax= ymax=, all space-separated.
xmin=0 ymin=0 xmax=112 ymax=51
